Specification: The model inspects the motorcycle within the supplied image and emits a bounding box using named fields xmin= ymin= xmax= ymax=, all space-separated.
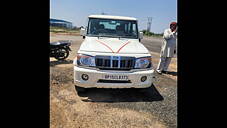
xmin=50 ymin=40 xmax=72 ymax=60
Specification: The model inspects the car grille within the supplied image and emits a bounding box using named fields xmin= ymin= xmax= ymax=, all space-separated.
xmin=95 ymin=56 xmax=135 ymax=70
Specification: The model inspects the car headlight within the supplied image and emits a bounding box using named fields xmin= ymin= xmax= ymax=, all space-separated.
xmin=74 ymin=54 xmax=96 ymax=67
xmin=134 ymin=57 xmax=152 ymax=69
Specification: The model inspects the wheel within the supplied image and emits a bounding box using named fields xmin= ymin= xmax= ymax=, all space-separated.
xmin=75 ymin=86 xmax=86 ymax=93
xmin=55 ymin=48 xmax=69 ymax=60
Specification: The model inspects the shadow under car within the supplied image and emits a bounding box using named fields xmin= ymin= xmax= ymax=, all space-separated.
xmin=76 ymin=84 xmax=164 ymax=103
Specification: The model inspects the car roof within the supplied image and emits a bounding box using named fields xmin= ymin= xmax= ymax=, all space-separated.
xmin=88 ymin=15 xmax=137 ymax=21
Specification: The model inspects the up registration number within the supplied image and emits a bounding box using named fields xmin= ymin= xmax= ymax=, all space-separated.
xmin=104 ymin=75 xmax=128 ymax=80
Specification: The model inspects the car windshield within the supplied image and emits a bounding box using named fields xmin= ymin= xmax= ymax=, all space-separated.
xmin=87 ymin=18 xmax=138 ymax=39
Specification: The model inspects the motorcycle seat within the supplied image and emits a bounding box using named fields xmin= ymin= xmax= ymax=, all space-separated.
xmin=50 ymin=42 xmax=61 ymax=45
xmin=50 ymin=41 xmax=71 ymax=46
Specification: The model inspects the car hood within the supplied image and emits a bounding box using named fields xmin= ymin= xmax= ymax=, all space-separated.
xmin=79 ymin=37 xmax=149 ymax=54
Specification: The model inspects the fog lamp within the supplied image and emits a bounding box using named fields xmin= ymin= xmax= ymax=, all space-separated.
xmin=141 ymin=76 xmax=147 ymax=82
xmin=81 ymin=74 xmax=89 ymax=81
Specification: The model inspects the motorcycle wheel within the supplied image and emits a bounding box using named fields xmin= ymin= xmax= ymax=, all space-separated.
xmin=55 ymin=48 xmax=69 ymax=60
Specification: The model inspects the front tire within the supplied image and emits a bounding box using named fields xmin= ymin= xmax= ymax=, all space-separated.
xmin=55 ymin=48 xmax=69 ymax=60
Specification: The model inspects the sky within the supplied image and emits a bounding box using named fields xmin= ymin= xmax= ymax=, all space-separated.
xmin=50 ymin=0 xmax=177 ymax=33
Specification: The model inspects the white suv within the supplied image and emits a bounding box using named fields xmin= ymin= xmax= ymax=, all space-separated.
xmin=73 ymin=15 xmax=155 ymax=92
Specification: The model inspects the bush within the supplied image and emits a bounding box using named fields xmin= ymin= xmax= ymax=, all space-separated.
xmin=141 ymin=30 xmax=163 ymax=37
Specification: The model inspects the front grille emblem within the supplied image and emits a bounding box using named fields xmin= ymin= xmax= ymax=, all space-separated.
xmin=110 ymin=56 xmax=121 ymax=68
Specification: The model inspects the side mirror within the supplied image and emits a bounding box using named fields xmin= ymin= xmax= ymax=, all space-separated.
xmin=80 ymin=28 xmax=86 ymax=39
xmin=139 ymin=32 xmax=143 ymax=39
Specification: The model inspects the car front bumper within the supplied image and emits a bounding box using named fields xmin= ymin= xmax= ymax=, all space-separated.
xmin=74 ymin=66 xmax=155 ymax=88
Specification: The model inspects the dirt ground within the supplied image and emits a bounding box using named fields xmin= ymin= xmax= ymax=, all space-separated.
xmin=50 ymin=33 xmax=177 ymax=128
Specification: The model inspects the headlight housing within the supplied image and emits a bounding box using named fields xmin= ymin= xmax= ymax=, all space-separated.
xmin=134 ymin=57 xmax=152 ymax=69
xmin=74 ymin=54 xmax=96 ymax=67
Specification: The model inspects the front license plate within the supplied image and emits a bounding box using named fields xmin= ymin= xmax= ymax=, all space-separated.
xmin=104 ymin=75 xmax=128 ymax=80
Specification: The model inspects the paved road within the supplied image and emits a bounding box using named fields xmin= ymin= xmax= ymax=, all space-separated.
xmin=142 ymin=37 xmax=163 ymax=53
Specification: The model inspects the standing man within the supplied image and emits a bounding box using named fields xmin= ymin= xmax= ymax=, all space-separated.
xmin=156 ymin=22 xmax=177 ymax=74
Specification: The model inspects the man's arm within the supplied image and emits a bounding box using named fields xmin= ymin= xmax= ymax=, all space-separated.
xmin=163 ymin=29 xmax=174 ymax=40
